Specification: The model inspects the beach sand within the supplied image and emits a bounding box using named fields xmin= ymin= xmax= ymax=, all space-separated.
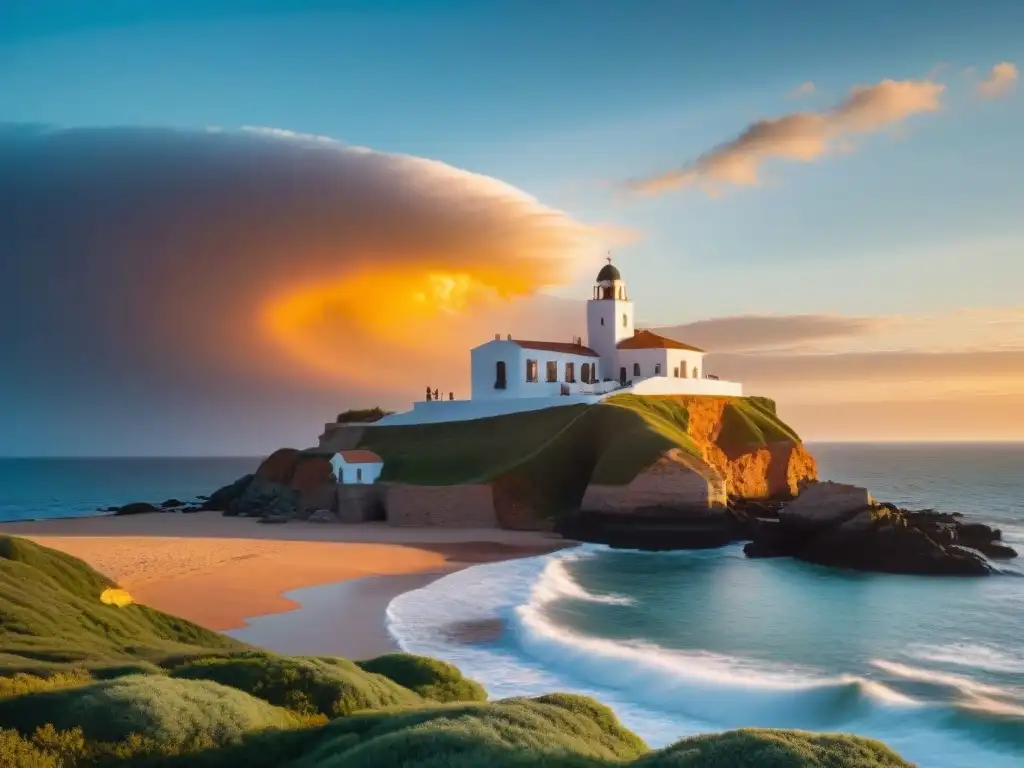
xmin=3 ymin=511 xmax=570 ymax=658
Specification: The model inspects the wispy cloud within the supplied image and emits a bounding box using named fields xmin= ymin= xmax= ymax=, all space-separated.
xmin=976 ymin=61 xmax=1018 ymax=99
xmin=786 ymin=81 xmax=816 ymax=100
xmin=627 ymin=77 xmax=945 ymax=197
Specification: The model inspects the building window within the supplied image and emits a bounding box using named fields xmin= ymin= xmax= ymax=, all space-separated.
xmin=356 ymin=468 xmax=363 ymax=482
xmin=495 ymin=360 xmax=507 ymax=389
xmin=546 ymin=361 xmax=558 ymax=382
xmin=526 ymin=359 xmax=538 ymax=382
xmin=580 ymin=363 xmax=588 ymax=383
xmin=655 ymin=363 xmax=661 ymax=375
xmin=622 ymin=313 xmax=627 ymax=328
xmin=673 ymin=366 xmax=679 ymax=378
xmin=693 ymin=366 xmax=699 ymax=379
xmin=632 ymin=362 xmax=640 ymax=377
xmin=565 ymin=362 xmax=575 ymax=383
xmin=600 ymin=317 xmax=604 ymax=326
xmin=681 ymin=364 xmax=688 ymax=379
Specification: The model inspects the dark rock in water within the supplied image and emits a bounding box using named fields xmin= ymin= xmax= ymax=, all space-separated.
xmin=975 ymin=541 xmax=1018 ymax=559
xmin=179 ymin=506 xmax=203 ymax=514
xmin=224 ymin=477 xmax=301 ymax=519
xmin=113 ymin=502 xmax=159 ymax=516
xmin=203 ymin=474 xmax=255 ymax=512
xmin=556 ymin=507 xmax=744 ymax=551
xmin=102 ymin=506 xmax=119 ymax=513
xmin=746 ymin=499 xmax=998 ymax=576
xmin=160 ymin=498 xmax=185 ymax=509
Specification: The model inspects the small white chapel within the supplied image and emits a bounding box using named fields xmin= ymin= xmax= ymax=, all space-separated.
xmin=371 ymin=259 xmax=743 ymax=426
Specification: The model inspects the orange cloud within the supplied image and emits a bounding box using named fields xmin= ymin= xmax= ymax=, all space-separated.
xmin=976 ymin=62 xmax=1018 ymax=99
xmin=628 ymin=78 xmax=944 ymax=196
xmin=0 ymin=124 xmax=609 ymax=402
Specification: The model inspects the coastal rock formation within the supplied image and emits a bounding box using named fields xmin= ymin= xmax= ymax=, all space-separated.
xmin=777 ymin=482 xmax=874 ymax=532
xmin=744 ymin=483 xmax=1014 ymax=576
xmin=580 ymin=449 xmax=726 ymax=514
xmin=571 ymin=396 xmax=816 ymax=523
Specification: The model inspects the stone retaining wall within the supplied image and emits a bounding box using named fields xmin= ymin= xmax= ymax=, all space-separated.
xmin=336 ymin=484 xmax=387 ymax=523
xmin=385 ymin=484 xmax=498 ymax=527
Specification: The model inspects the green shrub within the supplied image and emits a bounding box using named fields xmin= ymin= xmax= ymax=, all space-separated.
xmin=0 ymin=536 xmax=244 ymax=671
xmin=0 ymin=669 xmax=92 ymax=699
xmin=634 ymin=728 xmax=914 ymax=767
xmin=336 ymin=407 xmax=394 ymax=424
xmin=171 ymin=654 xmax=423 ymax=717
xmin=357 ymin=653 xmax=487 ymax=704
xmin=0 ymin=674 xmax=299 ymax=746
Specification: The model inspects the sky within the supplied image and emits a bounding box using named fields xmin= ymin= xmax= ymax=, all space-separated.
xmin=1 ymin=0 xmax=1022 ymax=455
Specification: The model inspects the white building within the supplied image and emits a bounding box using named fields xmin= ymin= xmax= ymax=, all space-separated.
xmin=370 ymin=260 xmax=743 ymax=426
xmin=329 ymin=450 xmax=384 ymax=484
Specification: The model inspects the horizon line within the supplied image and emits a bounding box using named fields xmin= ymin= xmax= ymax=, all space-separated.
xmin=3 ymin=440 xmax=1024 ymax=460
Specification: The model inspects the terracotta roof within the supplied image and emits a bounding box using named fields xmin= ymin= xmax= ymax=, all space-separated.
xmin=335 ymin=449 xmax=383 ymax=464
xmin=512 ymin=339 xmax=600 ymax=357
xmin=616 ymin=329 xmax=705 ymax=353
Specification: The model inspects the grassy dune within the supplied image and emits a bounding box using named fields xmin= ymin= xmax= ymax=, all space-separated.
xmin=0 ymin=537 xmax=913 ymax=766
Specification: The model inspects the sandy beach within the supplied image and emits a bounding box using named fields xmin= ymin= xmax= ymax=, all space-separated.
xmin=3 ymin=511 xmax=570 ymax=658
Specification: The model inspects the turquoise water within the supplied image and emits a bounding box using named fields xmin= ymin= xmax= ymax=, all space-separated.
xmin=388 ymin=443 xmax=1024 ymax=768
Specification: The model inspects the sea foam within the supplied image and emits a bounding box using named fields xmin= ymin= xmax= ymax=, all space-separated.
xmin=387 ymin=545 xmax=1024 ymax=767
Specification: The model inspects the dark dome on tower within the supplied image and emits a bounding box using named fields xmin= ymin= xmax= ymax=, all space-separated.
xmin=596 ymin=262 xmax=621 ymax=282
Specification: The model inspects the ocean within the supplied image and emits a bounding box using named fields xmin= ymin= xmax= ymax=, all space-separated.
xmin=1 ymin=445 xmax=1022 ymax=766
xmin=388 ymin=444 xmax=1024 ymax=768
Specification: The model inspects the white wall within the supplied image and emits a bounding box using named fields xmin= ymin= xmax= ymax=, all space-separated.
xmin=625 ymin=376 xmax=743 ymax=397
xmin=470 ymin=339 xmax=603 ymax=400
xmin=370 ymin=395 xmax=604 ymax=426
xmin=330 ymin=456 xmax=384 ymax=484
xmin=614 ymin=348 xmax=705 ymax=384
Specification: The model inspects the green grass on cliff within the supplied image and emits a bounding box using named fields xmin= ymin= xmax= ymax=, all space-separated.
xmin=357 ymin=395 xmax=803 ymax=511
xmin=0 ymin=537 xmax=914 ymax=767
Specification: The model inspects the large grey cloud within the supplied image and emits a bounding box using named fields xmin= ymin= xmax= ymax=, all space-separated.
xmin=0 ymin=124 xmax=604 ymax=454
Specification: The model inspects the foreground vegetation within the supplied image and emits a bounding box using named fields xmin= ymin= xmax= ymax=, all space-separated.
xmin=0 ymin=536 xmax=915 ymax=766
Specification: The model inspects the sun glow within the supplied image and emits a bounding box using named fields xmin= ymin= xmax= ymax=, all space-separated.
xmin=261 ymin=268 xmax=510 ymax=387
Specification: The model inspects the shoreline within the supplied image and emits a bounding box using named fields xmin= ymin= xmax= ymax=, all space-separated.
xmin=225 ymin=570 xmax=456 ymax=659
xmin=2 ymin=511 xmax=572 ymax=654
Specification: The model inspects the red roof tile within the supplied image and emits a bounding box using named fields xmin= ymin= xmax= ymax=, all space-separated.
xmin=616 ymin=330 xmax=705 ymax=353
xmin=336 ymin=449 xmax=383 ymax=464
xmin=512 ymin=340 xmax=600 ymax=357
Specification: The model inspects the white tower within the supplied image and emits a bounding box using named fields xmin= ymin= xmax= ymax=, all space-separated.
xmin=586 ymin=257 xmax=634 ymax=382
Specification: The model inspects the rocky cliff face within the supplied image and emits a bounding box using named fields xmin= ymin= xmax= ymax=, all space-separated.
xmin=572 ymin=396 xmax=817 ymax=523
xmin=674 ymin=395 xmax=817 ymax=499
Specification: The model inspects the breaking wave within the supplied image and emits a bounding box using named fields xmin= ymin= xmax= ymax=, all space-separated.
xmin=387 ymin=546 xmax=1024 ymax=767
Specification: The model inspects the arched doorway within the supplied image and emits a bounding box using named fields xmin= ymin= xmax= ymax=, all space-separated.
xmin=619 ymin=366 xmax=627 ymax=386
xmin=495 ymin=360 xmax=507 ymax=389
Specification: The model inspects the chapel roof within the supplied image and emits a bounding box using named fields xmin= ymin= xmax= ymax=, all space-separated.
xmin=596 ymin=262 xmax=621 ymax=282
xmin=335 ymin=449 xmax=383 ymax=464
xmin=616 ymin=329 xmax=705 ymax=353
xmin=512 ymin=339 xmax=600 ymax=358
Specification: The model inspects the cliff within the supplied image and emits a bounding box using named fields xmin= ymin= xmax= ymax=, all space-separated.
xmin=349 ymin=394 xmax=816 ymax=529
